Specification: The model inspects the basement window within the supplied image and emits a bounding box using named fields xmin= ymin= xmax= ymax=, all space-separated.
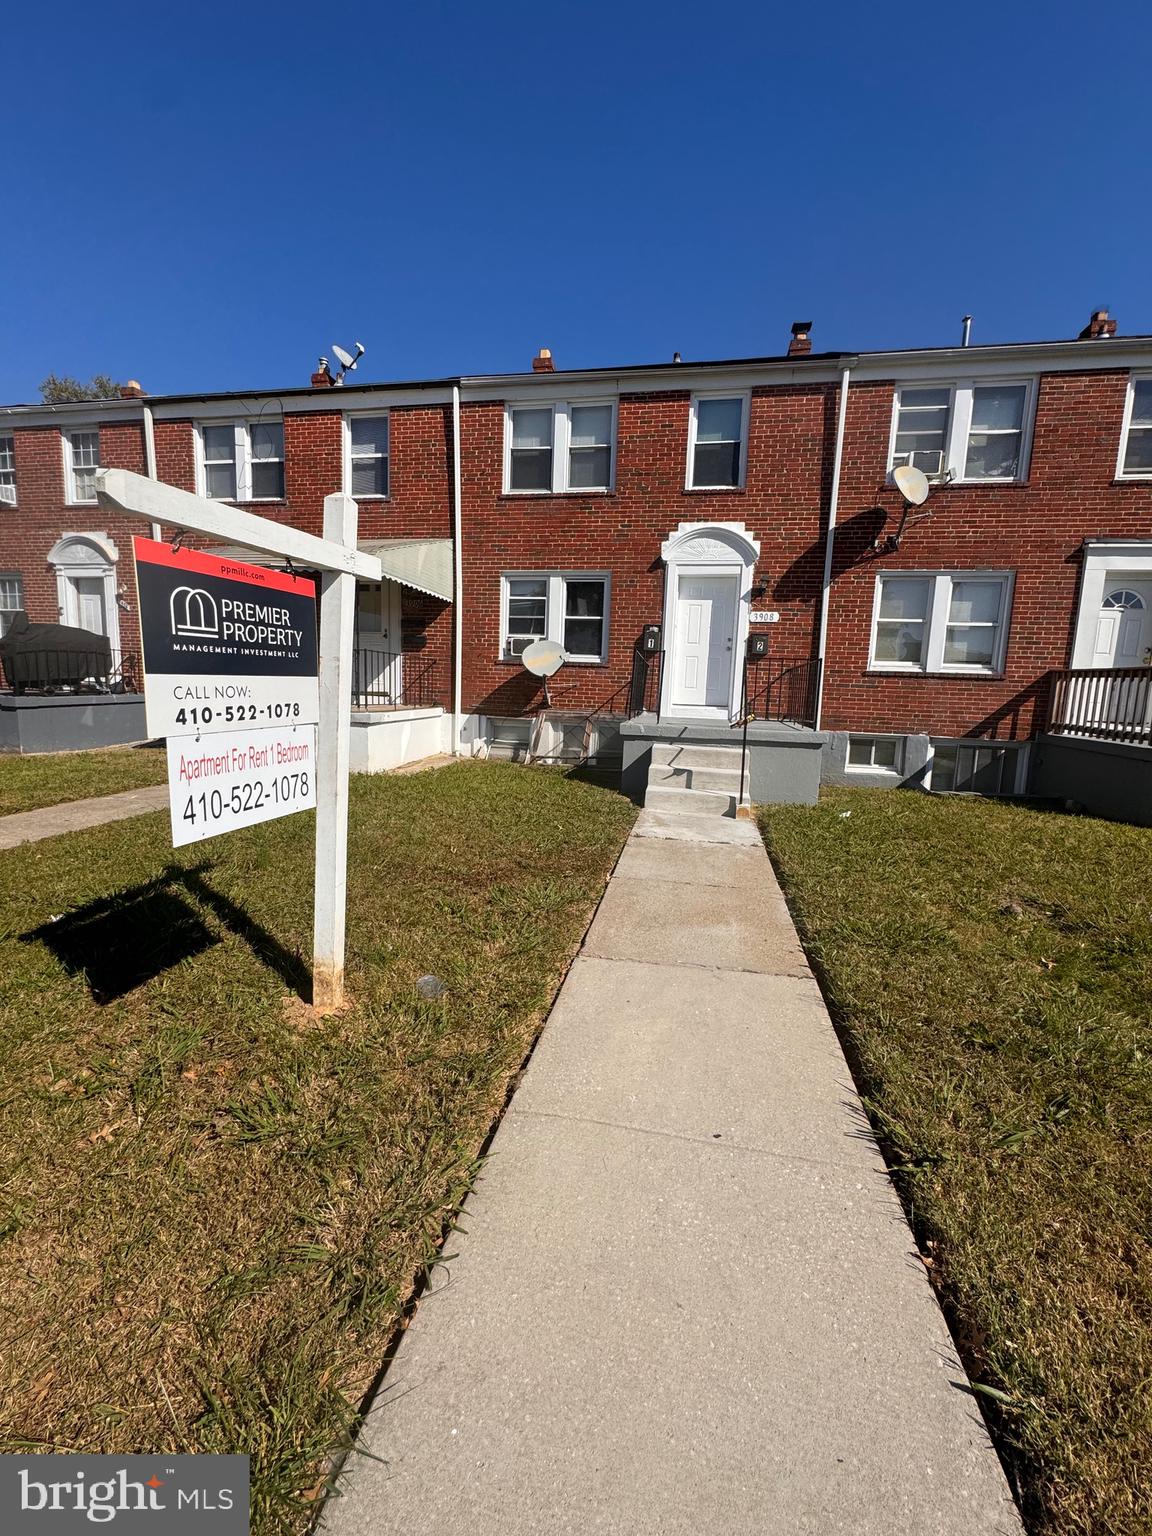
xmin=846 ymin=735 xmax=903 ymax=773
xmin=930 ymin=739 xmax=1024 ymax=795
xmin=0 ymin=435 xmax=14 ymax=505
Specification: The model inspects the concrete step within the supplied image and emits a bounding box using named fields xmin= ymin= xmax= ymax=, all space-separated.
xmin=632 ymin=807 xmax=763 ymax=845
xmin=647 ymin=763 xmax=746 ymax=794
xmin=651 ymin=742 xmax=744 ymax=772
xmin=643 ymin=784 xmax=736 ymax=818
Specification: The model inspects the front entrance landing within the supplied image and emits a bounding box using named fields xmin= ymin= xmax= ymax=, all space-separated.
xmin=620 ymin=712 xmax=824 ymax=806
xmin=324 ymin=814 xmax=1019 ymax=1536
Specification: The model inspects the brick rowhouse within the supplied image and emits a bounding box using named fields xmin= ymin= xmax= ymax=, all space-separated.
xmin=2 ymin=311 xmax=1151 ymax=789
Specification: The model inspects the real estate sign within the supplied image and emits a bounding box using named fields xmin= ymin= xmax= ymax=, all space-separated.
xmin=167 ymin=723 xmax=318 ymax=846
xmin=133 ymin=537 xmax=319 ymax=738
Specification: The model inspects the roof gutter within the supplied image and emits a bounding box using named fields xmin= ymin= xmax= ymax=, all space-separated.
xmin=814 ymin=361 xmax=856 ymax=731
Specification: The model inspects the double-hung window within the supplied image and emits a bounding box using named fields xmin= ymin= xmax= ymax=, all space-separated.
xmin=687 ymin=394 xmax=748 ymax=489
xmin=198 ymin=419 xmax=285 ymax=501
xmin=501 ymin=572 xmax=609 ymax=662
xmin=0 ymin=574 xmax=23 ymax=635
xmin=871 ymin=571 xmax=1013 ymax=674
xmin=504 ymin=401 xmax=616 ymax=493
xmin=64 ymin=430 xmax=100 ymax=504
xmin=1119 ymin=377 xmax=1152 ymax=477
xmin=888 ymin=381 xmax=1033 ymax=483
xmin=347 ymin=414 xmax=389 ymax=497
xmin=0 ymin=436 xmax=15 ymax=505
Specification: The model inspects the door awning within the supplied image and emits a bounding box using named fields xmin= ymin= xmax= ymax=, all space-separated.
xmin=204 ymin=538 xmax=454 ymax=603
xmin=359 ymin=539 xmax=453 ymax=602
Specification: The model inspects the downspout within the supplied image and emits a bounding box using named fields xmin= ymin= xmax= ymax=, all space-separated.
xmin=451 ymin=384 xmax=464 ymax=754
xmin=142 ymin=402 xmax=161 ymax=540
xmin=814 ymin=361 xmax=854 ymax=731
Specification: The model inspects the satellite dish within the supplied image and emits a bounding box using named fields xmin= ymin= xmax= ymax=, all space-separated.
xmin=330 ymin=341 xmax=366 ymax=384
xmin=332 ymin=344 xmax=355 ymax=369
xmin=893 ymin=463 xmax=931 ymax=507
xmin=520 ymin=639 xmax=566 ymax=678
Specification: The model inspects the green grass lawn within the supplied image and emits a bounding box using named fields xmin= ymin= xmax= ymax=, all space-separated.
xmin=0 ymin=745 xmax=167 ymax=816
xmin=0 ymin=762 xmax=634 ymax=1535
xmin=759 ymin=788 xmax=1152 ymax=1536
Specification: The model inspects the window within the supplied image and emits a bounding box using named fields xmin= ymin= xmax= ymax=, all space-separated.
xmin=504 ymin=401 xmax=616 ymax=493
xmin=888 ymin=380 xmax=1033 ymax=482
xmin=847 ymin=735 xmax=904 ymax=773
xmin=688 ymin=395 xmax=747 ymax=489
xmin=347 ymin=414 xmax=389 ymax=497
xmin=1119 ymin=377 xmax=1152 ymax=477
xmin=197 ymin=419 xmax=285 ymax=501
xmin=65 ymin=430 xmax=100 ymax=503
xmin=249 ymin=421 xmax=284 ymax=499
xmin=892 ymin=388 xmax=951 ymax=474
xmin=871 ymin=571 xmax=1012 ymax=674
xmin=501 ymin=572 xmax=609 ymax=662
xmin=0 ymin=574 xmax=23 ymax=635
xmin=930 ymin=740 xmax=1024 ymax=795
xmin=0 ymin=436 xmax=14 ymax=505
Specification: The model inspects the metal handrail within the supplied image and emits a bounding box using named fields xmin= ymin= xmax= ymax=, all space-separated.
xmin=0 ymin=647 xmax=139 ymax=696
xmin=1047 ymin=665 xmax=1152 ymax=746
xmin=352 ymin=647 xmax=439 ymax=710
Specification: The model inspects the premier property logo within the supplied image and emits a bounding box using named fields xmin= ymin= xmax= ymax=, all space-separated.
xmin=1 ymin=1455 xmax=248 ymax=1533
xmin=170 ymin=587 xmax=220 ymax=639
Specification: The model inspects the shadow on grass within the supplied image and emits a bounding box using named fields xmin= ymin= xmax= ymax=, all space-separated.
xmin=20 ymin=862 xmax=310 ymax=1003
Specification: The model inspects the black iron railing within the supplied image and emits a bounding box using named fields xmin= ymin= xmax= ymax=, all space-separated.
xmin=628 ymin=645 xmax=662 ymax=718
xmin=1048 ymin=666 xmax=1152 ymax=746
xmin=0 ymin=647 xmax=139 ymax=696
xmin=351 ymin=647 xmax=440 ymax=710
xmin=742 ymin=655 xmax=822 ymax=729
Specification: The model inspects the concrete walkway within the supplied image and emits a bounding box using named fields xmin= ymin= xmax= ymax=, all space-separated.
xmin=327 ymin=816 xmax=1021 ymax=1535
xmin=0 ymin=784 xmax=170 ymax=850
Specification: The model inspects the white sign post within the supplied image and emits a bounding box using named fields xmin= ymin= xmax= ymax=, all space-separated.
xmin=96 ymin=469 xmax=381 ymax=1014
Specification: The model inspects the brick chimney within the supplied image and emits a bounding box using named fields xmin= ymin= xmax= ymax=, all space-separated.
xmin=787 ymin=321 xmax=813 ymax=357
xmin=1079 ymin=308 xmax=1117 ymax=340
xmin=119 ymin=379 xmax=146 ymax=398
xmin=532 ymin=347 xmax=556 ymax=373
xmin=311 ymin=356 xmax=335 ymax=387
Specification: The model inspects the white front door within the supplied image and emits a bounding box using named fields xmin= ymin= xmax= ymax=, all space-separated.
xmin=355 ymin=579 xmax=403 ymax=704
xmin=67 ymin=575 xmax=109 ymax=636
xmin=670 ymin=573 xmax=738 ymax=714
xmin=1093 ymin=582 xmax=1152 ymax=667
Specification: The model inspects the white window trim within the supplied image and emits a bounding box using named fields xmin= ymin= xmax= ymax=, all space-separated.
xmin=868 ymin=570 xmax=1014 ymax=676
xmin=0 ymin=572 xmax=24 ymax=634
xmin=342 ymin=410 xmax=391 ymax=500
xmin=1116 ymin=374 xmax=1152 ymax=480
xmin=0 ymin=435 xmax=16 ymax=506
xmin=499 ymin=571 xmax=611 ymax=664
xmin=845 ymin=735 xmax=904 ymax=774
xmin=503 ymin=401 xmax=617 ymax=495
xmin=63 ymin=429 xmax=101 ymax=506
xmin=194 ymin=419 xmax=285 ymax=503
xmin=686 ymin=392 xmax=750 ymax=491
xmin=886 ymin=379 xmax=1037 ymax=485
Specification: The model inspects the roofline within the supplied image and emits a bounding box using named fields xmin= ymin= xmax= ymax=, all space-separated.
xmin=3 ymin=335 xmax=1150 ymax=421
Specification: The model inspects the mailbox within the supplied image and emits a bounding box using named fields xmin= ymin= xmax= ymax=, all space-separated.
xmin=641 ymin=624 xmax=662 ymax=654
xmin=746 ymin=633 xmax=771 ymax=660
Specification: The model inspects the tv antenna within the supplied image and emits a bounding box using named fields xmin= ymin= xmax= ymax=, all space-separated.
xmin=873 ymin=464 xmax=934 ymax=554
xmin=520 ymin=637 xmax=566 ymax=708
xmin=331 ymin=341 xmax=365 ymax=385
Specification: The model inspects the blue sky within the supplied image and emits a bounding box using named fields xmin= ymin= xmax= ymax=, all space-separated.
xmin=3 ymin=0 xmax=1148 ymax=401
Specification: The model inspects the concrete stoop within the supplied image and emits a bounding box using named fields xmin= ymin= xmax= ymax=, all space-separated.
xmin=644 ymin=742 xmax=748 ymax=816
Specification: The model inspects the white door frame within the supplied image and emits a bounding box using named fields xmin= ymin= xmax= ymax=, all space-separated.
xmin=47 ymin=532 xmax=122 ymax=651
xmin=658 ymin=522 xmax=761 ymax=721
xmin=1071 ymin=541 xmax=1152 ymax=668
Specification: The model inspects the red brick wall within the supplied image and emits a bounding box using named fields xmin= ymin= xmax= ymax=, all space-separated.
xmin=0 ymin=421 xmax=148 ymax=656
xmin=821 ymin=370 xmax=1152 ymax=740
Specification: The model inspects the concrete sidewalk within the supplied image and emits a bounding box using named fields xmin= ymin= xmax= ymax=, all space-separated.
xmin=327 ymin=819 xmax=1021 ymax=1535
xmin=0 ymin=784 xmax=169 ymax=850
